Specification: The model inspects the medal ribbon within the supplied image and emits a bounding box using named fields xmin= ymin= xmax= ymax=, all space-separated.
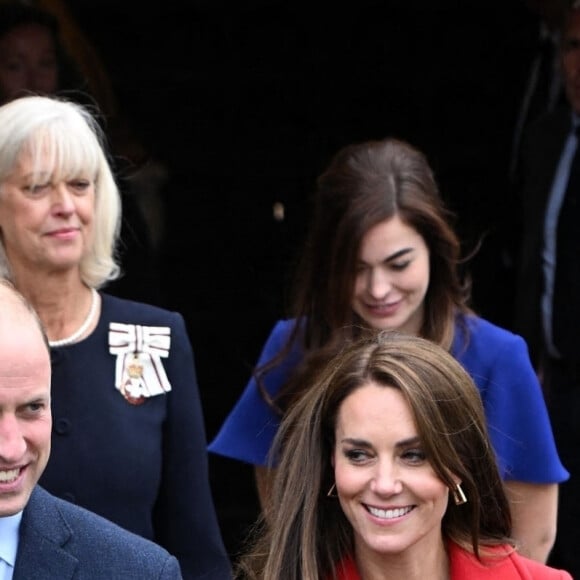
xmin=109 ymin=322 xmax=172 ymax=397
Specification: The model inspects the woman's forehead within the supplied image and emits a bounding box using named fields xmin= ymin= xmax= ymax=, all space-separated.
xmin=17 ymin=132 xmax=98 ymax=174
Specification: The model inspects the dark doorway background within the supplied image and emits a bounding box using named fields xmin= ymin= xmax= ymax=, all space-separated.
xmin=65 ymin=0 xmax=539 ymax=558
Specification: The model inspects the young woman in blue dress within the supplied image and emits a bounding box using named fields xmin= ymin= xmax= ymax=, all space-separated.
xmin=209 ymin=137 xmax=568 ymax=564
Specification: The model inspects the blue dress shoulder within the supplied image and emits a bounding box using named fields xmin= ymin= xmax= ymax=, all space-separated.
xmin=208 ymin=315 xmax=568 ymax=484
xmin=451 ymin=315 xmax=568 ymax=483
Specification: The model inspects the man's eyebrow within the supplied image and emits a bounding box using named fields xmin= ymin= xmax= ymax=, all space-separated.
xmin=21 ymin=395 xmax=50 ymax=406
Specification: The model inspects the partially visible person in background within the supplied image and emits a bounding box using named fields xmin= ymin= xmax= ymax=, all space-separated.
xmin=510 ymin=0 xmax=568 ymax=182
xmin=494 ymin=0 xmax=569 ymax=312
xmin=235 ymin=331 xmax=572 ymax=580
xmin=34 ymin=0 xmax=168 ymax=253
xmin=0 ymin=94 xmax=231 ymax=579
xmin=210 ymin=137 xmax=568 ymax=564
xmin=514 ymin=1 xmax=580 ymax=577
xmin=0 ymin=0 xmax=81 ymax=101
xmin=0 ymin=277 xmax=184 ymax=580
xmin=0 ymin=0 xmax=165 ymax=305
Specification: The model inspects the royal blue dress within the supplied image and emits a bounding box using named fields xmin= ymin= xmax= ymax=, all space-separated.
xmin=41 ymin=292 xmax=232 ymax=580
xmin=209 ymin=315 xmax=568 ymax=484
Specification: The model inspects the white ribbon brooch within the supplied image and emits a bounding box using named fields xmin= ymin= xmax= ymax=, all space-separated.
xmin=109 ymin=322 xmax=171 ymax=404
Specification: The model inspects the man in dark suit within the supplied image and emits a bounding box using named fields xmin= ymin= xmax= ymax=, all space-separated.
xmin=514 ymin=2 xmax=580 ymax=577
xmin=0 ymin=278 xmax=183 ymax=580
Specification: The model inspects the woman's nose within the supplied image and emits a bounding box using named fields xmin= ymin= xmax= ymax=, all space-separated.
xmin=370 ymin=461 xmax=403 ymax=496
xmin=52 ymin=183 xmax=75 ymax=213
xmin=367 ymin=269 xmax=391 ymax=299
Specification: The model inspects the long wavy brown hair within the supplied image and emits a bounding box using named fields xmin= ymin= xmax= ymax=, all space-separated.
xmin=236 ymin=332 xmax=512 ymax=579
xmin=257 ymin=137 xmax=473 ymax=415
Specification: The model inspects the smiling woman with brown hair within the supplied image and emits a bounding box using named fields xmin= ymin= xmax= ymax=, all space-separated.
xmin=235 ymin=332 xmax=571 ymax=580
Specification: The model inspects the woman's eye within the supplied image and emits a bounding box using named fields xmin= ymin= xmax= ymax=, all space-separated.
xmin=391 ymin=260 xmax=410 ymax=271
xmin=402 ymin=448 xmax=426 ymax=464
xmin=344 ymin=448 xmax=371 ymax=463
xmin=24 ymin=183 xmax=50 ymax=194
xmin=69 ymin=180 xmax=90 ymax=191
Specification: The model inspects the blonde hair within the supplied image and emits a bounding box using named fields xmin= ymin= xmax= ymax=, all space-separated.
xmin=0 ymin=95 xmax=121 ymax=287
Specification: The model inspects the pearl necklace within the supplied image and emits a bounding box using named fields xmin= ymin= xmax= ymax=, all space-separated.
xmin=48 ymin=288 xmax=99 ymax=348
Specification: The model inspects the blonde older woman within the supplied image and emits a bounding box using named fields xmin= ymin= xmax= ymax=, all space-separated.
xmin=0 ymin=95 xmax=231 ymax=579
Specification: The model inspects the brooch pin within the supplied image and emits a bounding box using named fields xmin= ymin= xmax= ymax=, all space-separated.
xmin=120 ymin=353 xmax=147 ymax=405
xmin=109 ymin=323 xmax=172 ymax=405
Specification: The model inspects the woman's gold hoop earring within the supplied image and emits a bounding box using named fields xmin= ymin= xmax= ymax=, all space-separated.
xmin=452 ymin=483 xmax=467 ymax=505
xmin=327 ymin=483 xmax=338 ymax=498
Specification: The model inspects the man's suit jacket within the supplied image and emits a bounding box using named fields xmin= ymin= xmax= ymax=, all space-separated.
xmin=13 ymin=486 xmax=183 ymax=579
xmin=513 ymin=105 xmax=572 ymax=365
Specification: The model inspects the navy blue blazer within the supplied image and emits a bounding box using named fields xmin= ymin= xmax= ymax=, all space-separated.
xmin=14 ymin=486 xmax=182 ymax=579
xmin=39 ymin=293 xmax=231 ymax=579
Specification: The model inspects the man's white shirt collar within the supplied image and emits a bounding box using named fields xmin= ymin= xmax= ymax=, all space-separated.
xmin=0 ymin=511 xmax=22 ymax=568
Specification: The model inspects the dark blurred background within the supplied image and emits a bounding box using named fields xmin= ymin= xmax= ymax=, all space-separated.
xmin=63 ymin=0 xmax=540 ymax=558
